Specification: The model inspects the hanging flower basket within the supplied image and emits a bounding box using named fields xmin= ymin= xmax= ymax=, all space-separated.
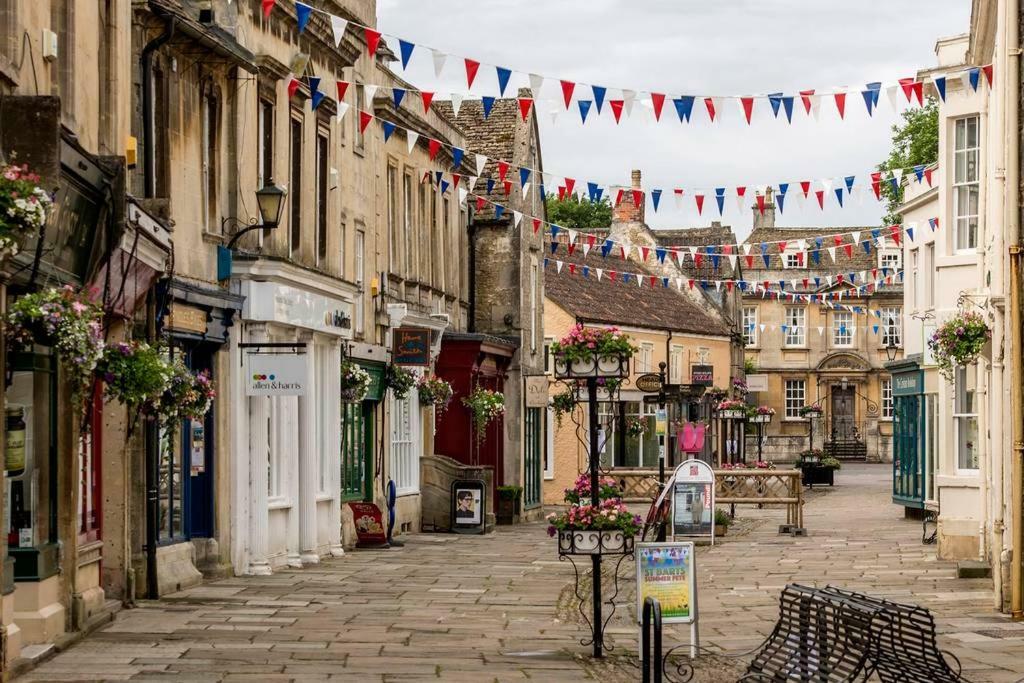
xmin=462 ymin=387 xmax=505 ymax=443
xmin=626 ymin=417 xmax=648 ymax=438
xmin=551 ymin=388 xmax=577 ymax=427
xmin=6 ymin=286 xmax=104 ymax=403
xmin=96 ymin=341 xmax=173 ymax=410
xmin=550 ymin=324 xmax=636 ymax=379
xmin=928 ymin=311 xmax=991 ymax=383
xmin=156 ymin=358 xmax=216 ymax=424
xmin=385 ymin=363 xmax=417 ymax=399
xmin=732 ymin=377 xmax=749 ymax=396
xmin=416 ymin=374 xmax=453 ymax=412
xmin=548 ymin=497 xmax=641 ymax=556
xmin=340 ymin=361 xmax=371 ymax=403
xmin=0 ymin=162 xmax=53 ymax=258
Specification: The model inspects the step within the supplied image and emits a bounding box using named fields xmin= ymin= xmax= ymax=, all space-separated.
xmin=956 ymin=560 xmax=992 ymax=579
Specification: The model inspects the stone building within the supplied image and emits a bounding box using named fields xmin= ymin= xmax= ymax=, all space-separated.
xmin=739 ymin=197 xmax=903 ymax=463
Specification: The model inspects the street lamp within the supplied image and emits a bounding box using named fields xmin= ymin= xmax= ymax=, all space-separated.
xmin=885 ymin=318 xmax=900 ymax=362
xmin=218 ymin=180 xmax=288 ymax=279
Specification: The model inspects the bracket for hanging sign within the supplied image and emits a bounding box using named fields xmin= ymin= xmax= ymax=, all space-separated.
xmin=238 ymin=342 xmax=307 ymax=365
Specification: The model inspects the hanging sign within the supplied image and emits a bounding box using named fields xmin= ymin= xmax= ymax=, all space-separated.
xmin=392 ymin=327 xmax=431 ymax=366
xmin=636 ymin=542 xmax=698 ymax=624
xmin=635 ymin=373 xmax=663 ymax=393
xmin=671 ymin=459 xmax=716 ymax=541
xmin=691 ymin=365 xmax=714 ymax=386
xmin=245 ymin=352 xmax=308 ymax=396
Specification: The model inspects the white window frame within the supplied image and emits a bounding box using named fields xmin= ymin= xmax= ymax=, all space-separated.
xmin=880 ymin=306 xmax=902 ymax=347
xmin=354 ymin=230 xmax=365 ymax=334
xmin=669 ymin=344 xmax=683 ymax=384
xmin=832 ymin=311 xmax=854 ymax=348
xmin=953 ymin=366 xmax=979 ymax=472
xmin=390 ymin=392 xmax=421 ymax=495
xmin=544 ymin=404 xmax=555 ymax=480
xmin=910 ymin=248 xmax=920 ymax=311
xmin=881 ymin=377 xmax=893 ymax=420
xmin=953 ymin=115 xmax=980 ymax=253
xmin=784 ymin=307 xmax=806 ymax=347
xmin=784 ymin=251 xmax=806 ymax=269
xmin=742 ymin=306 xmax=758 ymax=347
xmin=924 ymin=243 xmax=935 ymax=308
xmin=638 ymin=342 xmax=655 ymax=373
xmin=530 ymin=257 xmax=539 ymax=354
xmin=879 ymin=249 xmax=901 ymax=272
xmin=543 ymin=336 xmax=554 ymax=375
xmin=784 ymin=379 xmax=805 ymax=420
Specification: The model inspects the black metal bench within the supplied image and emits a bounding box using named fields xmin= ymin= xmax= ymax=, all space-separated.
xmin=742 ymin=584 xmax=965 ymax=682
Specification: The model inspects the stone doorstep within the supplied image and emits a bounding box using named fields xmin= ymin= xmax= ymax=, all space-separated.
xmin=7 ymin=599 xmax=120 ymax=680
xmin=957 ymin=560 xmax=993 ymax=580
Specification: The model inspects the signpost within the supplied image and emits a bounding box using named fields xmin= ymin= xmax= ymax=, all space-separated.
xmin=636 ymin=542 xmax=699 ymax=658
xmin=670 ymin=459 xmax=716 ymax=544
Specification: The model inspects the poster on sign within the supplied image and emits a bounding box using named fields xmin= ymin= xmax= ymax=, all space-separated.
xmin=671 ymin=459 xmax=716 ymax=543
xmin=636 ymin=542 xmax=697 ymax=624
xmin=245 ymin=352 xmax=308 ymax=396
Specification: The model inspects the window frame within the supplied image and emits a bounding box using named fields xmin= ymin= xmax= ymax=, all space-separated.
xmin=257 ymin=97 xmax=275 ymax=248
xmin=952 ymin=115 xmax=980 ymax=253
xmin=669 ymin=344 xmax=684 ymax=384
xmin=784 ymin=306 xmax=806 ymax=347
xmin=953 ymin=366 xmax=979 ymax=472
xmin=354 ymin=229 xmax=365 ymax=334
xmin=784 ymin=379 xmax=806 ymax=420
xmin=880 ymin=377 xmax=893 ymax=420
xmin=742 ymin=306 xmax=758 ymax=347
xmin=878 ymin=249 xmax=901 ymax=273
xmin=880 ymin=306 xmax=902 ymax=348
xmin=390 ymin=392 xmax=421 ymax=496
xmin=638 ymin=342 xmax=655 ymax=373
xmin=832 ymin=310 xmax=854 ymax=348
xmin=288 ymin=112 xmax=303 ymax=256
xmin=315 ymin=126 xmax=329 ymax=266
xmin=201 ymin=82 xmax=220 ymax=234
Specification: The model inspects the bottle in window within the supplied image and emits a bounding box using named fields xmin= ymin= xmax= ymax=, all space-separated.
xmin=7 ymin=480 xmax=24 ymax=546
xmin=5 ymin=405 xmax=26 ymax=476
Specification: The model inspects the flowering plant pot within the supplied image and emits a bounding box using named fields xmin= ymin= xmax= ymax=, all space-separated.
xmin=416 ymin=374 xmax=453 ymax=412
xmin=626 ymin=417 xmax=648 ymax=438
xmin=462 ymin=387 xmax=505 ymax=443
xmin=340 ymin=361 xmax=371 ymax=403
xmin=750 ymin=413 xmax=772 ymax=424
xmin=385 ymin=363 xmax=417 ymax=399
xmin=556 ymin=529 xmax=634 ymax=555
xmin=156 ymin=358 xmax=216 ymax=424
xmin=0 ymin=163 xmax=53 ymax=258
xmin=96 ymin=341 xmax=174 ymax=410
xmin=798 ymin=405 xmax=824 ymax=419
xmin=551 ymin=324 xmax=635 ymax=379
xmin=563 ymin=474 xmax=621 ymax=505
xmin=928 ymin=311 xmax=991 ymax=383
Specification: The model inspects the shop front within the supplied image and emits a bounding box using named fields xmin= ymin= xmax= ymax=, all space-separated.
xmin=888 ymin=357 xmax=934 ymax=513
xmin=229 ymin=262 xmax=354 ymax=575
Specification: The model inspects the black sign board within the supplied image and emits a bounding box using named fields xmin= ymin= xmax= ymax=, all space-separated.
xmin=393 ymin=327 xmax=431 ymax=366
xmin=691 ymin=365 xmax=714 ymax=386
xmin=451 ymin=479 xmax=486 ymax=534
xmin=635 ymin=373 xmax=663 ymax=393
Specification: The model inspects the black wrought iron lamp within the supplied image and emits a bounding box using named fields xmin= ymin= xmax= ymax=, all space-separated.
xmin=884 ymin=317 xmax=900 ymax=362
xmin=217 ymin=180 xmax=287 ymax=279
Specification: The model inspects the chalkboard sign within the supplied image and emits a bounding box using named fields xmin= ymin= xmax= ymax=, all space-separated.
xmin=393 ymin=327 xmax=431 ymax=366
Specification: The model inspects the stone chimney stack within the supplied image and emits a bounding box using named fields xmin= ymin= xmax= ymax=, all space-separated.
xmin=752 ymin=186 xmax=776 ymax=230
xmin=612 ymin=169 xmax=645 ymax=225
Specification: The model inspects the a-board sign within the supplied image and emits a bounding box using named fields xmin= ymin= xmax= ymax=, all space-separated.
xmin=635 ymin=373 xmax=663 ymax=393
xmin=348 ymin=502 xmax=388 ymax=547
xmin=636 ymin=542 xmax=697 ymax=624
xmin=451 ymin=479 xmax=486 ymax=534
xmin=671 ymin=459 xmax=716 ymax=540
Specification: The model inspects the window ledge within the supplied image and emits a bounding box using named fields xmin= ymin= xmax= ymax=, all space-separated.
xmin=315 ymin=493 xmax=333 ymax=503
xmin=202 ymin=231 xmax=227 ymax=246
xmin=395 ymin=489 xmax=420 ymax=498
xmin=268 ymin=496 xmax=292 ymax=510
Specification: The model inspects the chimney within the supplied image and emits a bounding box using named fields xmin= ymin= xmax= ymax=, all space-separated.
xmin=612 ymin=169 xmax=645 ymax=224
xmin=752 ymin=186 xmax=776 ymax=230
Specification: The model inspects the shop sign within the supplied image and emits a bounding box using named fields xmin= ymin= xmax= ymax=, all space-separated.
xmin=451 ymin=479 xmax=486 ymax=534
xmin=635 ymin=373 xmax=663 ymax=393
xmin=525 ymin=375 xmax=548 ymax=407
xmin=169 ymin=303 xmax=208 ymax=335
xmin=245 ymin=352 xmax=307 ymax=396
xmin=745 ymin=374 xmax=769 ymax=392
xmin=244 ymin=281 xmax=352 ymax=336
xmin=893 ymin=370 xmax=923 ymax=397
xmin=671 ymin=459 xmax=715 ymax=540
xmin=348 ymin=502 xmax=388 ymax=547
xmin=392 ymin=327 xmax=431 ymax=366
xmin=691 ymin=365 xmax=714 ymax=386
xmin=636 ymin=542 xmax=697 ymax=624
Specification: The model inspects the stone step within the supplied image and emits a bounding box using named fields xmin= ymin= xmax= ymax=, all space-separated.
xmin=956 ymin=560 xmax=992 ymax=579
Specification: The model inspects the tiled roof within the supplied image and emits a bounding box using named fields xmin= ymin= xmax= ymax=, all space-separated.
xmin=544 ymin=250 xmax=731 ymax=337
xmin=743 ymin=226 xmax=883 ymax=273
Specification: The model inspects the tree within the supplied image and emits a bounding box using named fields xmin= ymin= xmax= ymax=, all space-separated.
xmin=878 ymin=98 xmax=938 ymax=225
xmin=545 ymin=195 xmax=613 ymax=231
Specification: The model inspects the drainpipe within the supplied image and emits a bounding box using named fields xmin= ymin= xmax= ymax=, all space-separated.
xmin=467 ymin=209 xmax=477 ymax=333
xmin=141 ymin=11 xmax=175 ymax=198
xmin=140 ymin=9 xmax=174 ymax=600
xmin=1008 ymin=0 xmax=1023 ymax=620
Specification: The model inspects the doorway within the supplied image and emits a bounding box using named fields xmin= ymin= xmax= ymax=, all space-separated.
xmin=830 ymin=385 xmax=856 ymax=441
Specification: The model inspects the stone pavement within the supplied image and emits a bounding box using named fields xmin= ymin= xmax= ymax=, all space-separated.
xmin=16 ymin=463 xmax=1024 ymax=682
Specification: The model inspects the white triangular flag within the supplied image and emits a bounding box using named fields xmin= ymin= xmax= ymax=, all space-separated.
xmin=556 ymin=260 xmax=564 ymax=274
xmin=596 ymin=268 xmax=604 ymax=282
xmin=851 ymin=231 xmax=861 ymax=244
xmin=676 ymin=278 xmax=683 ymax=290
xmin=432 ymin=50 xmax=447 ymax=77
xmin=567 ymin=229 xmax=577 ymax=245
xmin=330 ymin=17 xmax=349 ymax=48
xmin=450 ymin=93 xmax=463 ymax=117
xmin=582 ymin=242 xmax=591 ymax=257
xmin=885 ymin=85 xmax=900 ymax=112
xmin=759 ymin=324 xmax=766 ymax=333
xmin=458 ymin=188 xmax=468 ymax=206
xmin=364 ymin=84 xmax=378 ymax=107
xmin=522 ymin=183 xmax=531 ymax=200
xmin=336 ymin=102 xmax=350 ymax=122
xmin=513 ymin=210 xmax=523 ymax=228
xmin=817 ymin=326 xmax=825 ymax=336
xmin=467 ymin=176 xmax=478 ymax=193
xmin=826 ymin=275 xmax=834 ymax=286
xmin=728 ymin=255 xmax=737 ymax=269
xmin=714 ymin=281 xmax=722 ymax=291
xmin=623 ymin=89 xmax=637 ymax=116
xmin=821 ymin=177 xmax=833 ymax=193
xmin=636 ymin=273 xmax=643 ymax=288
xmin=549 ymin=109 xmax=560 ymax=126
xmin=406 ymin=131 xmax=419 ymax=154
xmin=474 ymin=153 xmax=487 ymax=176
xmin=810 ymin=95 xmax=821 ymax=120
xmin=528 ymin=73 xmax=544 ymax=96
xmin=621 ymin=244 xmax=632 ymax=261
xmin=892 ymin=168 xmax=904 ymax=182
xmin=827 ymin=246 xmax=836 ymax=263
xmin=742 ymin=243 xmax=752 ymax=256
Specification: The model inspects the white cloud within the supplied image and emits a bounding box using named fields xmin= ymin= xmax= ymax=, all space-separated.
xmin=378 ymin=0 xmax=969 ymax=239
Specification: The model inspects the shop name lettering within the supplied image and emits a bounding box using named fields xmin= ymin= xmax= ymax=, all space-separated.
xmin=324 ymin=310 xmax=351 ymax=329
xmin=250 ymin=374 xmax=303 ymax=391
xmin=895 ymin=376 xmax=918 ymax=391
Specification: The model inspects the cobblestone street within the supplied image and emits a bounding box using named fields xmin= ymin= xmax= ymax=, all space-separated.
xmin=17 ymin=464 xmax=1024 ymax=682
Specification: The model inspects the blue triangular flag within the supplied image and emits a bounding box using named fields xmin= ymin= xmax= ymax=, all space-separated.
xmin=935 ymin=76 xmax=947 ymax=102
xmin=440 ymin=179 xmax=450 ymax=194
xmin=889 ymin=177 xmax=900 ymax=195
xmin=673 ymin=96 xmax=695 ymax=122
xmin=871 ymin=228 xmax=881 ymax=241
xmin=296 ymin=2 xmax=313 ymax=32
xmin=834 ymin=188 xmax=843 ymax=207
xmin=399 ymin=40 xmax=415 ymax=70
xmin=452 ymin=147 xmax=464 ymax=168
xmin=308 ymin=76 xmax=321 ymax=93
xmin=913 ymin=165 xmax=924 ymax=182
xmin=601 ymin=239 xmax=613 ymax=257
xmin=482 ymin=96 xmax=496 ymax=118
xmin=519 ymin=167 xmax=530 ymax=188
xmin=811 ymin=250 xmax=820 ymax=265
xmin=782 ymin=96 xmax=794 ymax=123
xmin=592 ymin=85 xmax=606 ymax=113
xmin=381 ymin=121 xmax=396 ymax=141
xmin=873 ymin=325 xmax=880 ymax=335
xmin=550 ymin=242 xmax=559 ymax=254
xmin=862 ymin=240 xmax=871 ymax=254
xmin=623 ymin=273 xmax=631 ymax=284
xmin=662 ymin=277 xmax=670 ymax=288
xmin=392 ymin=88 xmax=406 ymax=109
xmin=486 ymin=178 xmax=495 ymax=194
xmin=777 ymin=191 xmax=786 ymax=214
xmin=845 ymin=176 xmax=855 ymax=193
xmin=907 ymin=227 xmax=915 ymax=242
xmin=768 ymin=93 xmax=783 ymax=118
xmin=814 ymin=276 xmax=821 ymax=288
xmin=651 ymin=189 xmax=662 ymax=212
xmin=582 ymin=266 xmax=590 ymax=278
xmin=539 ymin=185 xmax=547 ymax=202
xmin=434 ymin=171 xmax=443 ymax=185
xmin=544 ymin=258 xmax=549 ymax=268
xmin=494 ymin=205 xmax=505 ymax=219
xmin=496 ymin=67 xmax=512 ymax=96
xmin=781 ymin=324 xmax=788 ymax=334
xmin=655 ymin=247 xmax=666 ymax=263
xmin=715 ymin=188 xmax=726 ymax=215
xmin=969 ymin=67 xmax=980 ymax=92
xmin=578 ymin=100 xmax=592 ymax=123
xmin=311 ymin=90 xmax=325 ymax=110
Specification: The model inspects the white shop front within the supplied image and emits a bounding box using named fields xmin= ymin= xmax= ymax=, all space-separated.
xmin=229 ymin=263 xmax=355 ymax=574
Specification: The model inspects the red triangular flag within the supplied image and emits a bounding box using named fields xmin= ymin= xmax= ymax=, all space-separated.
xmin=704 ymin=97 xmax=716 ymax=121
xmin=503 ymin=180 xmax=512 ymax=196
xmin=890 ymin=225 xmax=901 ymax=247
xmin=799 ymin=89 xmax=815 ymax=114
xmin=800 ymin=180 xmax=811 ymax=197
xmin=651 ymin=93 xmax=666 ymax=121
xmin=982 ymin=64 xmax=994 ymax=86
xmin=287 ymin=78 xmax=301 ymax=99
xmin=740 ymin=97 xmax=754 ymax=124
xmin=567 ymin=243 xmax=576 ymax=256
xmin=843 ymin=244 xmax=853 ymax=258
xmin=833 ymin=92 xmax=846 ymax=119
xmin=802 ymin=278 xmax=809 ymax=289
xmin=587 ymin=234 xmax=596 ymax=248
xmin=872 ymin=268 xmax=878 ymax=280
xmin=649 ymin=276 xmax=658 ymax=288
xmin=614 ymin=189 xmax=624 ymax=207
xmin=870 ymin=171 xmax=881 ymax=200
xmin=726 ymin=281 xmax=733 ymax=292
xmin=756 ymin=194 xmax=766 ymax=216
xmin=911 ymin=81 xmax=924 ymax=105
xmin=262 ymin=0 xmax=276 ymax=18
xmin=778 ymin=241 xmax=787 ymax=253
xmin=568 ymin=263 xmax=576 ymax=274
xmin=421 ymin=91 xmax=434 ymax=113
xmin=560 ymin=80 xmax=576 ymax=109
xmin=745 ymin=255 xmax=754 ymax=268
xmin=532 ymin=218 xmax=542 ymax=234
xmin=336 ymin=81 xmax=350 ymax=101
xmin=694 ymin=253 xmax=703 ymax=269
xmin=518 ymin=97 xmax=533 ymax=121
xmin=924 ymin=168 xmax=934 ymax=186
xmin=452 ymin=173 xmax=461 ymax=189
xmin=833 ymin=235 xmax=844 ymax=246
xmin=475 ymin=197 xmax=486 ymax=211
xmin=688 ymin=280 xmax=695 ymax=289
xmin=565 ymin=178 xmax=575 ymax=195
xmin=815 ymin=190 xmax=825 ymax=209
xmin=898 ymin=77 xmax=916 ymax=103
xmin=557 ymin=186 xmax=566 ymax=201
xmin=695 ymin=194 xmax=705 ymax=215
xmin=737 ymin=186 xmax=747 ymax=201
xmin=632 ymin=189 xmax=643 ymax=209
xmin=428 ymin=139 xmax=442 ymax=160
xmin=465 ymin=59 xmax=481 ymax=88
xmin=640 ymin=247 xmax=650 ymax=261
xmin=609 ymin=100 xmax=624 ymax=123
xmin=497 ymin=161 xmax=509 ymax=183
xmin=609 ymin=271 xmax=617 ymax=282
xmin=364 ymin=29 xmax=381 ymax=57
xmin=359 ymin=111 xmax=373 ymax=134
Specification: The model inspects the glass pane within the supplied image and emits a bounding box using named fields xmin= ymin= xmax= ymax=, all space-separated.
xmin=158 ymin=426 xmax=172 ymax=539
xmin=957 ymin=416 xmax=979 ymax=469
xmin=967 ymin=117 xmax=978 ymax=147
xmin=955 ymin=151 xmax=966 ymax=182
xmin=955 ymin=119 xmax=965 ymax=149
xmin=966 ymin=149 xmax=978 ymax=182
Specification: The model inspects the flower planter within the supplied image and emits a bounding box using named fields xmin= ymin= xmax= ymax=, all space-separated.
xmin=717 ymin=409 xmax=747 ymax=420
xmin=798 ymin=464 xmax=835 ymax=487
xmin=340 ymin=389 xmax=365 ymax=403
xmin=714 ymin=525 xmax=728 ymax=537
xmin=496 ymin=495 xmax=521 ymax=525
xmin=553 ymin=355 xmax=630 ymax=380
xmin=750 ymin=414 xmax=772 ymax=424
xmin=557 ymin=529 xmax=634 ymax=556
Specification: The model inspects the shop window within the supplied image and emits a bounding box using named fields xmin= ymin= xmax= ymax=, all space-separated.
xmin=390 ymin=393 xmax=420 ymax=495
xmin=341 ymin=401 xmax=370 ymax=501
xmin=598 ymin=401 xmax=659 ymax=468
xmin=78 ymin=382 xmax=103 ymax=543
xmin=157 ymin=421 xmax=185 ymax=542
xmin=785 ymin=379 xmax=805 ymax=419
xmin=954 ymin=367 xmax=978 ymax=471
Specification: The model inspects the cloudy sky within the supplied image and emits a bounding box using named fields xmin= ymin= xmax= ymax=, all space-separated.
xmin=377 ymin=0 xmax=970 ymax=240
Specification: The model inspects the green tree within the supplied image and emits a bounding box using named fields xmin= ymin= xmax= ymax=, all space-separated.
xmin=545 ymin=195 xmax=613 ymax=231
xmin=878 ymin=98 xmax=938 ymax=225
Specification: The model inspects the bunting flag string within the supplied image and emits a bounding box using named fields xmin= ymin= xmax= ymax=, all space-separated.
xmin=269 ymin=1 xmax=993 ymax=127
xmin=323 ymin=94 xmax=936 ymax=218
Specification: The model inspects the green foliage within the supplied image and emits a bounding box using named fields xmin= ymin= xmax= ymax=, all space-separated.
xmin=743 ymin=357 xmax=757 ymax=374
xmin=878 ymin=98 xmax=938 ymax=225
xmin=497 ymin=485 xmax=523 ymax=500
xmin=545 ymin=195 xmax=612 ymax=231
xmin=714 ymin=508 xmax=732 ymax=527
xmin=927 ymin=311 xmax=991 ymax=382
